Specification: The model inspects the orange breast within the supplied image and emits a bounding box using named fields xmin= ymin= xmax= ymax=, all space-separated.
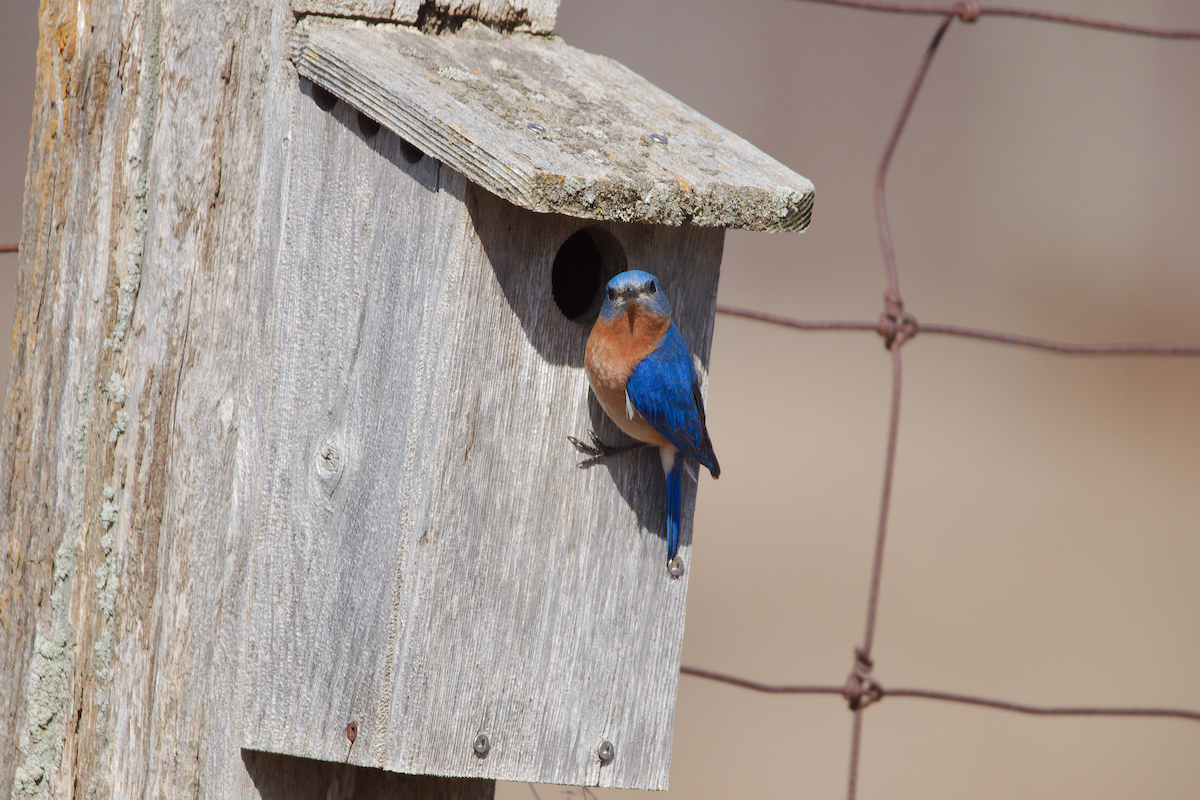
xmin=584 ymin=306 xmax=671 ymax=446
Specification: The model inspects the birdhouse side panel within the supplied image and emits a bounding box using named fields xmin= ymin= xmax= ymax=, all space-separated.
xmin=240 ymin=77 xmax=722 ymax=791
xmin=239 ymin=80 xmax=466 ymax=768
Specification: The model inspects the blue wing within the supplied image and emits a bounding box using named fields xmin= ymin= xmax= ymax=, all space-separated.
xmin=626 ymin=324 xmax=720 ymax=477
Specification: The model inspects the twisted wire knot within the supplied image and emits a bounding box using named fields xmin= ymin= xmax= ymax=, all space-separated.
xmin=842 ymin=648 xmax=884 ymax=711
xmin=953 ymin=0 xmax=982 ymax=23
xmin=878 ymin=293 xmax=919 ymax=349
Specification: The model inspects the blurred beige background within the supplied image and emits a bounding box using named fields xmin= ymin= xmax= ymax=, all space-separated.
xmin=0 ymin=0 xmax=34 ymax=348
xmin=3 ymin=0 xmax=1199 ymax=798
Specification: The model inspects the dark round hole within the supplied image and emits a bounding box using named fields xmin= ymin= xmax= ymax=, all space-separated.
xmin=400 ymin=139 xmax=424 ymax=164
xmin=357 ymin=111 xmax=381 ymax=138
xmin=311 ymin=82 xmax=337 ymax=111
xmin=551 ymin=228 xmax=627 ymax=323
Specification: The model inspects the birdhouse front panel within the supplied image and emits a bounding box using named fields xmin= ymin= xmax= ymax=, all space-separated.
xmin=238 ymin=74 xmax=723 ymax=790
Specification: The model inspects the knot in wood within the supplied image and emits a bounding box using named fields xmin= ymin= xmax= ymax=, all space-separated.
xmin=317 ymin=439 xmax=342 ymax=478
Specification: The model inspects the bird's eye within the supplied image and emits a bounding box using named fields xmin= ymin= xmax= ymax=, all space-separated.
xmin=648 ymin=280 xmax=657 ymax=294
xmin=607 ymin=287 xmax=618 ymax=301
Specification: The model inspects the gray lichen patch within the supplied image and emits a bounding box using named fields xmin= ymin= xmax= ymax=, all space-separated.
xmin=293 ymin=18 xmax=814 ymax=232
xmin=105 ymin=372 xmax=129 ymax=443
xmin=11 ymin=542 xmax=73 ymax=797
xmin=90 ymin=532 xmax=121 ymax=722
xmin=11 ymin=411 xmax=91 ymax=799
xmin=292 ymin=0 xmax=559 ymax=35
xmin=109 ymin=171 xmax=148 ymax=354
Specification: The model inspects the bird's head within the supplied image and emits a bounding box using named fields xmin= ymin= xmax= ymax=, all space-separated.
xmin=598 ymin=270 xmax=671 ymax=323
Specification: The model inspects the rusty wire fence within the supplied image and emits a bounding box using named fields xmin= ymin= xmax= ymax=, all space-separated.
xmin=2 ymin=2 xmax=1197 ymax=798
xmin=673 ymin=2 xmax=1200 ymax=798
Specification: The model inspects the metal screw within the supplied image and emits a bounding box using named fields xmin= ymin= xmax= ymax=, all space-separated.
xmin=667 ymin=556 xmax=684 ymax=578
xmin=473 ymin=733 xmax=491 ymax=756
xmin=345 ymin=721 xmax=358 ymax=743
xmin=597 ymin=740 xmax=615 ymax=764
xmin=527 ymin=123 xmax=546 ymax=133
xmin=649 ymin=132 xmax=668 ymax=145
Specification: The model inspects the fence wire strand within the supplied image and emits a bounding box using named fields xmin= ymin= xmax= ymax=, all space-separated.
xmin=800 ymin=0 xmax=1200 ymax=38
xmin=716 ymin=304 xmax=1200 ymax=356
xmin=4 ymin=5 xmax=1198 ymax=798
xmin=681 ymin=666 xmax=1200 ymax=723
xmin=687 ymin=3 xmax=1200 ymax=799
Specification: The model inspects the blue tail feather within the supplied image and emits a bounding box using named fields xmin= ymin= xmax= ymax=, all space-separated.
xmin=665 ymin=453 xmax=683 ymax=562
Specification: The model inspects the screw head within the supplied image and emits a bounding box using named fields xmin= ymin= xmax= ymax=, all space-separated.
xmin=473 ymin=733 xmax=490 ymax=756
xmin=667 ymin=556 xmax=684 ymax=578
xmin=597 ymin=740 xmax=615 ymax=764
xmin=527 ymin=123 xmax=546 ymax=133
xmin=649 ymin=132 xmax=668 ymax=145
xmin=345 ymin=721 xmax=358 ymax=743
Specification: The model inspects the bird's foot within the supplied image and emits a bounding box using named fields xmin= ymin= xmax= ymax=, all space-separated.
xmin=567 ymin=432 xmax=646 ymax=467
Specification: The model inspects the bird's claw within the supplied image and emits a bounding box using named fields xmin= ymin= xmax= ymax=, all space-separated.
xmin=567 ymin=432 xmax=606 ymax=458
xmin=567 ymin=432 xmax=645 ymax=467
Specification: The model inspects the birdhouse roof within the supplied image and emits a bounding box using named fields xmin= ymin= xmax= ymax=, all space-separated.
xmin=293 ymin=18 xmax=815 ymax=232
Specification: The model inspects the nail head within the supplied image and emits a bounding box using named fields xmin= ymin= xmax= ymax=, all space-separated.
xmin=650 ymin=132 xmax=668 ymax=145
xmin=667 ymin=556 xmax=684 ymax=578
xmin=527 ymin=123 xmax=546 ymax=133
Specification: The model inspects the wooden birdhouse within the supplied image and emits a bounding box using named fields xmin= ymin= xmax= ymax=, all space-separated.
xmin=2 ymin=0 xmax=811 ymax=797
xmin=237 ymin=9 xmax=811 ymax=790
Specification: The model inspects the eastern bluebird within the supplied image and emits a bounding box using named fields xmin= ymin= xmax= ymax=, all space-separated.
xmin=572 ymin=270 xmax=720 ymax=568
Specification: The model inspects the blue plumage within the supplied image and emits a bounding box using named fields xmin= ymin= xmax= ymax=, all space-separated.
xmin=626 ymin=324 xmax=720 ymax=477
xmin=598 ymin=270 xmax=671 ymax=321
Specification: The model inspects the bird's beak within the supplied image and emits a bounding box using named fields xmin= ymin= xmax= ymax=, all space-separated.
xmin=623 ymin=291 xmax=639 ymax=326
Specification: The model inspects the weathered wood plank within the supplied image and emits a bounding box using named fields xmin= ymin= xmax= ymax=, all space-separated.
xmin=1 ymin=1 xmax=496 ymax=798
xmin=293 ymin=0 xmax=559 ymax=34
xmin=3 ymin=1 xmax=169 ymax=795
xmin=237 ymin=80 xmax=723 ymax=790
xmin=293 ymin=17 xmax=815 ymax=232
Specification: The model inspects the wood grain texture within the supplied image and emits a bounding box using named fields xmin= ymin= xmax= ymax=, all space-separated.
xmin=5 ymin=1 xmax=477 ymax=798
xmin=293 ymin=17 xmax=815 ymax=232
xmin=292 ymin=0 xmax=559 ymax=34
xmin=2 ymin=0 xmax=720 ymax=795
xmin=237 ymin=82 xmax=723 ymax=790
xmin=3 ymin=1 xmax=175 ymax=795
